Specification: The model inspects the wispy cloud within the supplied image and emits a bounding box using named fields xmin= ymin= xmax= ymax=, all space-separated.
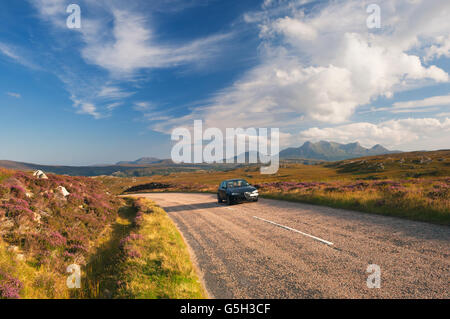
xmin=71 ymin=96 xmax=101 ymax=119
xmin=6 ymin=92 xmax=22 ymax=99
xmin=27 ymin=0 xmax=231 ymax=120
xmin=0 ymin=42 xmax=37 ymax=69
xmin=392 ymin=95 xmax=450 ymax=109
xmin=98 ymin=86 xmax=135 ymax=100
xmin=80 ymin=9 xmax=230 ymax=76
xmin=133 ymin=102 xmax=154 ymax=112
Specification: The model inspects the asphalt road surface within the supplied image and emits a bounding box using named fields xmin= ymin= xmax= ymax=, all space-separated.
xmin=133 ymin=193 xmax=449 ymax=299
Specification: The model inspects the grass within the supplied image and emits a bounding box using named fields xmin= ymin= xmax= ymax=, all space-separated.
xmin=78 ymin=198 xmax=206 ymax=299
xmin=261 ymin=187 xmax=449 ymax=225
xmin=73 ymin=202 xmax=137 ymax=298
xmin=0 ymin=240 xmax=69 ymax=299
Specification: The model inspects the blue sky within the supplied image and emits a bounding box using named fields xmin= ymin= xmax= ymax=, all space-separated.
xmin=0 ymin=0 xmax=449 ymax=165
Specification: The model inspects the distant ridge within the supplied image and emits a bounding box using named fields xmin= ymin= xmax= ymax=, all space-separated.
xmin=279 ymin=141 xmax=401 ymax=161
xmin=116 ymin=157 xmax=163 ymax=165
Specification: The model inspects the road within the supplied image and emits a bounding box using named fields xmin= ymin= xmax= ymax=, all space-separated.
xmin=132 ymin=193 xmax=449 ymax=299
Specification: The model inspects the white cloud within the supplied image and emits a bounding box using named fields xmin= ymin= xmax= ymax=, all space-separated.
xmin=98 ymin=86 xmax=135 ymax=99
xmin=0 ymin=42 xmax=37 ymax=69
xmin=133 ymin=102 xmax=154 ymax=112
xmin=71 ymin=96 xmax=101 ymax=119
xmin=106 ymin=102 xmax=122 ymax=110
xmin=272 ymin=17 xmax=317 ymax=41
xmin=392 ymin=95 xmax=450 ymax=109
xmin=80 ymin=9 xmax=229 ymax=75
xmin=298 ymin=118 xmax=450 ymax=151
xmin=157 ymin=0 xmax=450 ymax=135
xmin=425 ymin=36 xmax=450 ymax=61
xmin=6 ymin=92 xmax=22 ymax=99
xmin=28 ymin=0 xmax=231 ymax=119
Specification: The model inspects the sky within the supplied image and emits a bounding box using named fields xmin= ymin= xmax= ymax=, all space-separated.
xmin=0 ymin=0 xmax=449 ymax=165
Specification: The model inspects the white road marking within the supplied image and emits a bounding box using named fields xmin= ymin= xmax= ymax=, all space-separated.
xmin=253 ymin=216 xmax=334 ymax=246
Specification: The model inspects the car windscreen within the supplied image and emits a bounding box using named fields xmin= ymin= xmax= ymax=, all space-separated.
xmin=227 ymin=180 xmax=249 ymax=188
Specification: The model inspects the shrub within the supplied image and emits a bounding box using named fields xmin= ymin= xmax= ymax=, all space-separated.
xmin=0 ymin=270 xmax=23 ymax=299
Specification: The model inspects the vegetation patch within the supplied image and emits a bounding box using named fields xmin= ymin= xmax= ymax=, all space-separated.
xmin=79 ymin=198 xmax=206 ymax=299
xmin=0 ymin=169 xmax=122 ymax=299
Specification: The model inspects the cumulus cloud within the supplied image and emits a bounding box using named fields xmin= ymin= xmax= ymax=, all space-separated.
xmin=156 ymin=0 xmax=449 ymax=136
xmin=425 ymin=36 xmax=450 ymax=61
xmin=298 ymin=118 xmax=450 ymax=151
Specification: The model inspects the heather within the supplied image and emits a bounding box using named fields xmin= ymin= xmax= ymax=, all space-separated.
xmin=0 ymin=168 xmax=121 ymax=299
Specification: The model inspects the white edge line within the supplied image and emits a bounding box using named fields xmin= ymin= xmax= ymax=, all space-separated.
xmin=253 ymin=216 xmax=334 ymax=246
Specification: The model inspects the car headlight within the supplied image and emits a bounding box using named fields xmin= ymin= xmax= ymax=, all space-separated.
xmin=252 ymin=190 xmax=259 ymax=194
xmin=232 ymin=193 xmax=239 ymax=196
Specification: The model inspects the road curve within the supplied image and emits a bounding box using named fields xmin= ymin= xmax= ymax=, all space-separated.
xmin=132 ymin=193 xmax=449 ymax=299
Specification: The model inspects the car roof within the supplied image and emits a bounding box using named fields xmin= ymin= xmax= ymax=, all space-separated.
xmin=223 ymin=179 xmax=247 ymax=182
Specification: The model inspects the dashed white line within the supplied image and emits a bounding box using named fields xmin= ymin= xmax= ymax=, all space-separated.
xmin=253 ymin=216 xmax=334 ymax=246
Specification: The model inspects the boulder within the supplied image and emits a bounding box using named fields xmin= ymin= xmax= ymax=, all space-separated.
xmin=57 ymin=186 xmax=70 ymax=197
xmin=33 ymin=170 xmax=48 ymax=180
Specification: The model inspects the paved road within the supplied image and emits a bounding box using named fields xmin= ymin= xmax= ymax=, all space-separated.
xmin=133 ymin=193 xmax=449 ymax=299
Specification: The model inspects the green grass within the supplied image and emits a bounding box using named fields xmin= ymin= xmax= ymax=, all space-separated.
xmin=0 ymin=240 xmax=70 ymax=299
xmin=74 ymin=201 xmax=137 ymax=298
xmin=77 ymin=198 xmax=206 ymax=299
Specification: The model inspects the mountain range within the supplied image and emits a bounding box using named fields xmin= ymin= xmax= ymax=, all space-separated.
xmin=279 ymin=141 xmax=400 ymax=161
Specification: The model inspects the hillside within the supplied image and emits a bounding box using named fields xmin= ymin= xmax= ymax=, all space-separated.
xmin=0 ymin=169 xmax=205 ymax=299
xmin=280 ymin=141 xmax=400 ymax=161
xmin=0 ymin=168 xmax=122 ymax=298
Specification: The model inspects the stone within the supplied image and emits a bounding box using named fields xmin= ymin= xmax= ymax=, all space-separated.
xmin=57 ymin=186 xmax=70 ymax=197
xmin=33 ymin=170 xmax=48 ymax=179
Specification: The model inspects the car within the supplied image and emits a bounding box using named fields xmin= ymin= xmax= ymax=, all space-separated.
xmin=217 ymin=179 xmax=259 ymax=205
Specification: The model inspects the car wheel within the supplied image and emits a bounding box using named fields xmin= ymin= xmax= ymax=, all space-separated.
xmin=226 ymin=195 xmax=232 ymax=205
xmin=217 ymin=194 xmax=223 ymax=203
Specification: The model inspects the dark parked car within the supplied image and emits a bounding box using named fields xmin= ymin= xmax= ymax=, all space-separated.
xmin=217 ymin=179 xmax=259 ymax=205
